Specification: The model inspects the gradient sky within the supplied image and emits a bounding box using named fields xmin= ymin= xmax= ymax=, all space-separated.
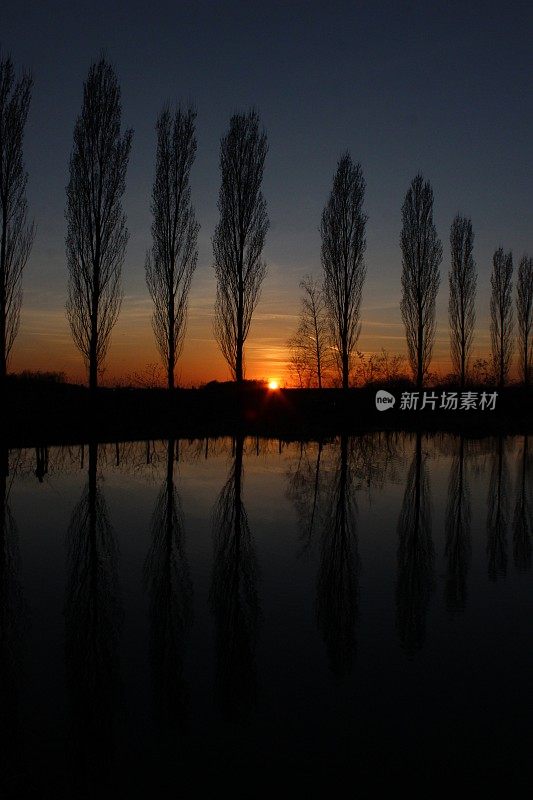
xmin=3 ymin=0 xmax=533 ymax=385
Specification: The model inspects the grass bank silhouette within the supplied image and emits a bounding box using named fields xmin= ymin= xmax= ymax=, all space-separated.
xmin=4 ymin=373 xmax=531 ymax=447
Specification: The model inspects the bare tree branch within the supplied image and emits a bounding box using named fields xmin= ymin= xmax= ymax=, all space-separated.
xmin=516 ymin=254 xmax=533 ymax=386
xmin=287 ymin=275 xmax=332 ymax=388
xmin=490 ymin=248 xmax=513 ymax=388
xmin=449 ymin=215 xmax=476 ymax=388
xmin=321 ymin=153 xmax=367 ymax=390
xmin=0 ymin=55 xmax=34 ymax=380
xmin=212 ymin=110 xmax=269 ymax=382
xmin=146 ymin=104 xmax=199 ymax=390
xmin=66 ymin=58 xmax=133 ymax=390
xmin=400 ymin=175 xmax=442 ymax=388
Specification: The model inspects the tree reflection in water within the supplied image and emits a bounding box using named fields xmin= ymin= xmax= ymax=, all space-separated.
xmin=396 ymin=432 xmax=434 ymax=655
xmin=486 ymin=436 xmax=509 ymax=581
xmin=209 ymin=436 xmax=260 ymax=720
xmin=0 ymin=448 xmax=27 ymax=794
xmin=444 ymin=435 xmax=471 ymax=613
xmin=65 ymin=441 xmax=123 ymax=794
xmin=286 ymin=441 xmax=324 ymax=553
xmin=316 ymin=434 xmax=359 ymax=678
xmin=513 ymin=436 xmax=532 ymax=573
xmin=144 ymin=438 xmax=192 ymax=732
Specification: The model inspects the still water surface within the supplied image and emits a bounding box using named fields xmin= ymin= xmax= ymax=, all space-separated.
xmin=2 ymin=433 xmax=532 ymax=793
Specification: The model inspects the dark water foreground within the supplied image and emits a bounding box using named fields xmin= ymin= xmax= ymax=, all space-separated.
xmin=1 ymin=433 xmax=532 ymax=795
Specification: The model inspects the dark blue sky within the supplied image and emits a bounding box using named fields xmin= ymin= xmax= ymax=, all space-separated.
xmin=3 ymin=0 xmax=532 ymax=381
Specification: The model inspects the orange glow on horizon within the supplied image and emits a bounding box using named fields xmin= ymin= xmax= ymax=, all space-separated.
xmin=11 ymin=301 xmax=500 ymax=386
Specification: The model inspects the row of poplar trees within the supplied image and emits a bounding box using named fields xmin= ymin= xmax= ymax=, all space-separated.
xmin=292 ymin=171 xmax=532 ymax=390
xmin=1 ymin=55 xmax=532 ymax=390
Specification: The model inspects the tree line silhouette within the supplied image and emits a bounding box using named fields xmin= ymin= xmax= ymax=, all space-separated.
xmin=1 ymin=54 xmax=532 ymax=391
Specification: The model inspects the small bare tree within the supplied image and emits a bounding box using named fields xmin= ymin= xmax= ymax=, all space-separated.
xmin=516 ymin=254 xmax=533 ymax=387
xmin=66 ymin=58 xmax=133 ymax=391
xmin=321 ymin=153 xmax=367 ymax=390
xmin=287 ymin=340 xmax=310 ymax=388
xmin=146 ymin=104 xmax=199 ymax=390
xmin=287 ymin=275 xmax=331 ymax=388
xmin=490 ymin=248 xmax=513 ymax=388
xmin=213 ymin=110 xmax=269 ymax=383
xmin=0 ymin=55 xmax=34 ymax=382
xmin=400 ymin=174 xmax=442 ymax=389
xmin=354 ymin=348 xmax=407 ymax=385
xmin=449 ymin=215 xmax=476 ymax=388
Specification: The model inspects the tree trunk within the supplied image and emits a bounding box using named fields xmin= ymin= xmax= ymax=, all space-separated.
xmin=89 ymin=342 xmax=98 ymax=391
xmin=236 ymin=274 xmax=244 ymax=383
xmin=313 ymin=311 xmax=322 ymax=389
xmin=499 ymin=327 xmax=504 ymax=389
xmin=168 ymin=294 xmax=175 ymax=391
xmin=341 ymin=329 xmax=349 ymax=390
xmin=342 ymin=350 xmax=349 ymax=390
xmin=0 ymin=303 xmax=5 ymax=382
xmin=0 ymin=210 xmax=7 ymax=383
xmin=417 ymin=321 xmax=424 ymax=390
xmin=236 ymin=338 xmax=243 ymax=383
xmin=89 ymin=306 xmax=98 ymax=392
xmin=89 ymin=241 xmax=100 ymax=392
xmin=460 ymin=329 xmax=466 ymax=389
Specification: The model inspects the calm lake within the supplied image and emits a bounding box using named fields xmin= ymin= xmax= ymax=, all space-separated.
xmin=2 ymin=433 xmax=532 ymax=794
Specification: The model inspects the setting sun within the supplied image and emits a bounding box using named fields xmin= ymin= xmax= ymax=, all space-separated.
xmin=268 ymin=379 xmax=279 ymax=390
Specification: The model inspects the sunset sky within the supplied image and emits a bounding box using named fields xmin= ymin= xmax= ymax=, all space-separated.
xmin=3 ymin=0 xmax=533 ymax=385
